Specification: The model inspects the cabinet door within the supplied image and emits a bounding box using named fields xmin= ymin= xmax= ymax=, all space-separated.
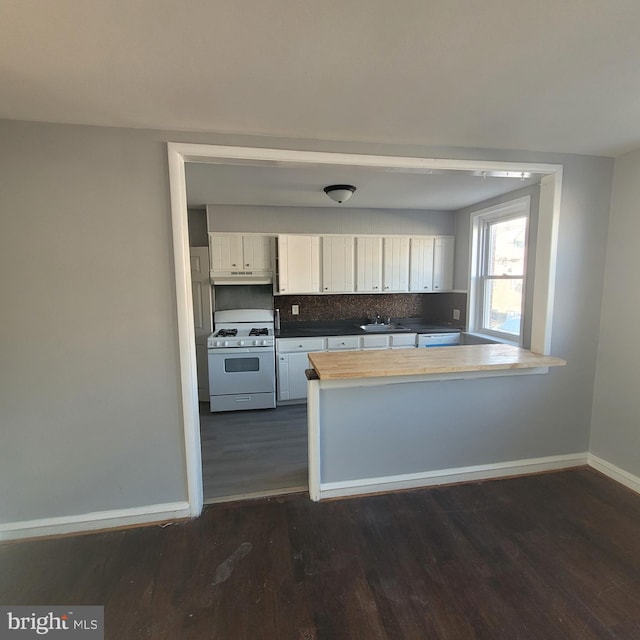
xmin=389 ymin=333 xmax=417 ymax=348
xmin=277 ymin=354 xmax=290 ymax=401
xmin=361 ymin=334 xmax=389 ymax=349
xmin=409 ymin=237 xmax=435 ymax=292
xmin=282 ymin=352 xmax=313 ymax=401
xmin=242 ymin=235 xmax=272 ymax=270
xmin=383 ymin=237 xmax=410 ymax=291
xmin=322 ymin=236 xmax=355 ymax=292
xmin=355 ymin=236 xmax=383 ymax=292
xmin=433 ymin=236 xmax=455 ymax=292
xmin=277 ymin=235 xmax=320 ymax=293
xmin=209 ymin=234 xmax=243 ymax=271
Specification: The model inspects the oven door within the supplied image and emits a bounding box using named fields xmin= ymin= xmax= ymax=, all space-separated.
xmin=208 ymin=347 xmax=275 ymax=396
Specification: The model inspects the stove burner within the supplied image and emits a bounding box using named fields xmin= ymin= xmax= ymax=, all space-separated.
xmin=215 ymin=328 xmax=237 ymax=337
xmin=249 ymin=328 xmax=269 ymax=336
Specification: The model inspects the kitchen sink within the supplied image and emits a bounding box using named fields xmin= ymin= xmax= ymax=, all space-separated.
xmin=358 ymin=323 xmax=411 ymax=333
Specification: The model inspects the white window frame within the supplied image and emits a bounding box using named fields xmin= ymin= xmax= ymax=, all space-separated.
xmin=469 ymin=196 xmax=531 ymax=346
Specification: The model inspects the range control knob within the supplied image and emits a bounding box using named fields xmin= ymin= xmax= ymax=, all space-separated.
xmin=261 ymin=339 xmax=268 ymax=346
xmin=223 ymin=341 xmax=228 ymax=347
xmin=253 ymin=339 xmax=259 ymax=346
xmin=239 ymin=340 xmax=245 ymax=346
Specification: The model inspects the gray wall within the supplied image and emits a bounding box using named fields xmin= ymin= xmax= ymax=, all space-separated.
xmin=187 ymin=207 xmax=208 ymax=246
xmin=590 ymin=149 xmax=640 ymax=476
xmin=207 ymin=204 xmax=455 ymax=235
xmin=0 ymin=121 xmax=188 ymax=523
xmin=320 ymin=373 xmax=578 ymax=482
xmin=0 ymin=118 xmax=614 ymax=528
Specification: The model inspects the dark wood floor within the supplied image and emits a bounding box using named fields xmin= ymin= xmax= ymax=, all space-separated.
xmin=200 ymin=403 xmax=308 ymax=502
xmin=3 ymin=468 xmax=640 ymax=639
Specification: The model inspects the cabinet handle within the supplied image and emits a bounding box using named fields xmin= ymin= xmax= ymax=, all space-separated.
xmin=232 ymin=263 xmax=237 ymax=267
xmin=246 ymin=263 xmax=250 ymax=267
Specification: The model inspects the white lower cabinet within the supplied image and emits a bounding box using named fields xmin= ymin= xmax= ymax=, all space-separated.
xmin=277 ymin=352 xmax=313 ymax=402
xmin=277 ymin=337 xmax=326 ymax=402
xmin=277 ymin=333 xmax=417 ymax=402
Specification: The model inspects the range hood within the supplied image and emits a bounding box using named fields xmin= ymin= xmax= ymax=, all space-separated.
xmin=210 ymin=269 xmax=273 ymax=285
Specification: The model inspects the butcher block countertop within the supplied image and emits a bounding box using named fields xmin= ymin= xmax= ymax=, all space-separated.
xmin=307 ymin=344 xmax=566 ymax=380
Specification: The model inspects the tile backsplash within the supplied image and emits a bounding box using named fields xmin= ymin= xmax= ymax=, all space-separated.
xmin=276 ymin=293 xmax=466 ymax=324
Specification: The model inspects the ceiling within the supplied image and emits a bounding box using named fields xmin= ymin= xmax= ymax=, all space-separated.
xmin=3 ymin=1 xmax=640 ymax=157
xmin=185 ymin=161 xmax=541 ymax=210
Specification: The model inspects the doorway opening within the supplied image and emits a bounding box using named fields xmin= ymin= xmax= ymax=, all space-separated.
xmin=168 ymin=143 xmax=563 ymax=517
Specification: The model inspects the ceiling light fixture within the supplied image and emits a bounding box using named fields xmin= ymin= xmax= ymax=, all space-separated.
xmin=323 ymin=184 xmax=356 ymax=204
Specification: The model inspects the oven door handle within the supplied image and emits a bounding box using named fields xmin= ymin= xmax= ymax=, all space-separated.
xmin=208 ymin=347 xmax=274 ymax=354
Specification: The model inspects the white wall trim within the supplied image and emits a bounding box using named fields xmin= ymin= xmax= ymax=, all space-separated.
xmin=307 ymin=379 xmax=321 ymax=502
xmin=0 ymin=501 xmax=191 ymax=542
xmin=167 ymin=144 xmax=204 ymax=518
xmin=531 ymin=171 xmax=562 ymax=354
xmin=588 ymin=454 xmax=640 ymax=495
xmin=319 ymin=453 xmax=587 ymax=500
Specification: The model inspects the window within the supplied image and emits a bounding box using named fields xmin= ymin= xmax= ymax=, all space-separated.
xmin=470 ymin=196 xmax=531 ymax=345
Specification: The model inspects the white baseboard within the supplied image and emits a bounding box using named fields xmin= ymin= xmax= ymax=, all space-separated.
xmin=0 ymin=501 xmax=191 ymax=542
xmin=319 ymin=452 xmax=588 ymax=500
xmin=588 ymin=454 xmax=640 ymax=495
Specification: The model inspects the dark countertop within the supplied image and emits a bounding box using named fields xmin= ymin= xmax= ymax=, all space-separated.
xmin=276 ymin=318 xmax=463 ymax=339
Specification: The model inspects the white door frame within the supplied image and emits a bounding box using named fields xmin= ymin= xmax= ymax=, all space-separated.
xmin=166 ymin=142 xmax=563 ymax=518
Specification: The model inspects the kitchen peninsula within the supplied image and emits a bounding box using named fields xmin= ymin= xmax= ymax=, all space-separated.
xmin=306 ymin=344 xmax=566 ymax=502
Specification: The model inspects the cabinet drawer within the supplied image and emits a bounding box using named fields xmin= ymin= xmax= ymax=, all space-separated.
xmin=389 ymin=333 xmax=417 ymax=348
xmin=277 ymin=337 xmax=325 ymax=353
xmin=327 ymin=336 xmax=360 ymax=351
xmin=361 ymin=334 xmax=389 ymax=349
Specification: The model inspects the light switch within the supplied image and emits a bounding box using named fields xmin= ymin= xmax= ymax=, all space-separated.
xmin=292 ymin=305 xmax=299 ymax=315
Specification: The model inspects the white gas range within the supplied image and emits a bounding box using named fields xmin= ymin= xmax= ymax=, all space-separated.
xmin=207 ymin=309 xmax=276 ymax=412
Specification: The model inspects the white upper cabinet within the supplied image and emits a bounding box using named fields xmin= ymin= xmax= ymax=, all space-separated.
xmin=433 ymin=236 xmax=455 ymax=292
xmin=382 ymin=237 xmax=410 ymax=292
xmin=409 ymin=236 xmax=455 ymax=292
xmin=273 ymin=233 xmax=453 ymax=294
xmin=355 ymin=236 xmax=383 ymax=292
xmin=409 ymin=236 xmax=436 ymax=292
xmin=241 ymin=235 xmax=272 ymax=270
xmin=209 ymin=234 xmax=243 ymax=271
xmin=209 ymin=234 xmax=272 ymax=271
xmin=322 ymin=236 xmax=355 ymax=293
xmin=277 ymin=234 xmax=321 ymax=293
